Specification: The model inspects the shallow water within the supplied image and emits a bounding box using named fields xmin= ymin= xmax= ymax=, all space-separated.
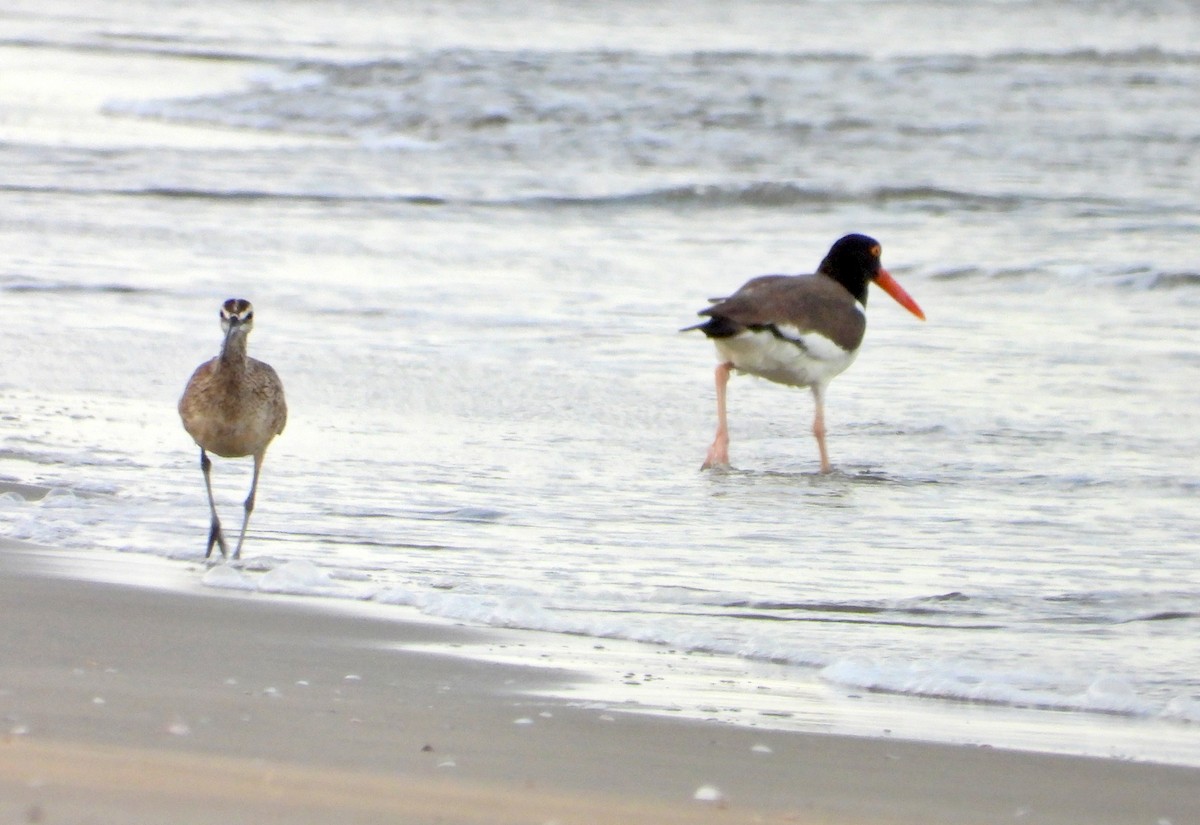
xmin=2 ymin=0 xmax=1199 ymax=764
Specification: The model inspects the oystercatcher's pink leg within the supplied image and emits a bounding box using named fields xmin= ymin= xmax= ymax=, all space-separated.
xmin=811 ymin=384 xmax=832 ymax=474
xmin=702 ymin=362 xmax=734 ymax=469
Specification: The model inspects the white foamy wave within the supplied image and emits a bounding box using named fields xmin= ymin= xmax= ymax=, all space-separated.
xmin=0 ymin=489 xmax=97 ymax=546
xmin=386 ymin=589 xmax=701 ymax=650
xmin=201 ymin=563 xmax=256 ymax=591
xmin=37 ymin=489 xmax=85 ymax=508
xmin=1082 ymin=675 xmax=1156 ymax=717
xmin=244 ymin=67 xmax=327 ymax=93
xmin=373 ymin=587 xmax=830 ymax=669
xmin=1162 ymin=695 xmax=1200 ymax=723
xmin=201 ymin=559 xmax=377 ymax=600
xmin=401 ymin=591 xmax=653 ymax=641
xmin=820 ymin=657 xmax=1166 ymax=719
xmin=98 ymin=43 xmax=1200 ymax=217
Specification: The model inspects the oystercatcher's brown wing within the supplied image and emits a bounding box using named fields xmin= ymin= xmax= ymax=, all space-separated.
xmin=700 ymin=274 xmax=866 ymax=351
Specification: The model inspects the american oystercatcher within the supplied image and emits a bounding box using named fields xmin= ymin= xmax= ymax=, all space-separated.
xmin=684 ymin=234 xmax=924 ymax=473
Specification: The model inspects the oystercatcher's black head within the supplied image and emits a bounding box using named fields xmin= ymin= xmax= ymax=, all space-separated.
xmin=818 ymin=234 xmax=925 ymax=319
xmin=817 ymin=234 xmax=885 ymax=304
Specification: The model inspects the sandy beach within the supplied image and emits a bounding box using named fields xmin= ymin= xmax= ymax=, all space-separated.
xmin=2 ymin=518 xmax=1197 ymax=824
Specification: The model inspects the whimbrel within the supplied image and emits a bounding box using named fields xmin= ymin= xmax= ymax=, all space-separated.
xmin=179 ymin=298 xmax=287 ymax=560
xmin=683 ymin=234 xmax=924 ymax=473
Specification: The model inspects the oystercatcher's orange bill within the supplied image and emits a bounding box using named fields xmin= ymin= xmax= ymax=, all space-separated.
xmin=874 ymin=269 xmax=926 ymax=320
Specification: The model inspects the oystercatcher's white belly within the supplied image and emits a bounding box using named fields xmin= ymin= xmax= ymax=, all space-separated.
xmin=713 ymin=326 xmax=858 ymax=388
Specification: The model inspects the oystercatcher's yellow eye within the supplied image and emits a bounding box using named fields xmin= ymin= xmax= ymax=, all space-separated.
xmin=870 ymin=244 xmax=881 ymax=258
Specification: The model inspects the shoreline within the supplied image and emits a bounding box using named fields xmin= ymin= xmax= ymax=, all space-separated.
xmin=7 ymin=470 xmax=1196 ymax=769
xmin=2 ymin=534 xmax=1198 ymax=823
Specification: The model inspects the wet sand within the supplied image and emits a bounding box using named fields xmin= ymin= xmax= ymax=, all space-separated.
xmin=0 ymin=527 xmax=1197 ymax=824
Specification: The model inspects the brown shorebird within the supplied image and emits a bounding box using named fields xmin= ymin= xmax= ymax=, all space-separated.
xmin=684 ymin=234 xmax=925 ymax=473
xmin=179 ymin=299 xmax=287 ymax=560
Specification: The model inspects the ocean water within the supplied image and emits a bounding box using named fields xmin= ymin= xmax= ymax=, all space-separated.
xmin=2 ymin=0 xmax=1199 ymax=764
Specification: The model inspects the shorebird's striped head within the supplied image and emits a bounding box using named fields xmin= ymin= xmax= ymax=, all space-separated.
xmin=220 ymin=298 xmax=255 ymax=336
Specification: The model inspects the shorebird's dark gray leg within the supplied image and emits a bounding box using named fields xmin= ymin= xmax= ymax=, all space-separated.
xmin=200 ymin=449 xmax=229 ymax=559
xmin=232 ymin=453 xmax=263 ymax=560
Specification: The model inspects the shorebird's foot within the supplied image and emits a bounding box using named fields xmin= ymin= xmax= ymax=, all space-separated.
xmin=701 ymin=436 xmax=730 ymax=470
xmin=205 ymin=518 xmax=228 ymax=560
